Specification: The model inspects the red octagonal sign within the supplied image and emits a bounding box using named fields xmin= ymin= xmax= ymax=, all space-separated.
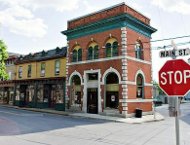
xmin=158 ymin=59 xmax=190 ymax=96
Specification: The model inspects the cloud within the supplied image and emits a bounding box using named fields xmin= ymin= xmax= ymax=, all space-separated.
xmin=0 ymin=0 xmax=82 ymax=38
xmin=0 ymin=5 xmax=47 ymax=38
xmin=152 ymin=0 xmax=190 ymax=15
xmin=0 ymin=0 xmax=80 ymax=12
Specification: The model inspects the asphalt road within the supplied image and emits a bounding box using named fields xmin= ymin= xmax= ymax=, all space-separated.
xmin=0 ymin=103 xmax=190 ymax=145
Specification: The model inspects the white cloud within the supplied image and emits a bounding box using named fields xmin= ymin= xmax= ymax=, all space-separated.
xmin=0 ymin=0 xmax=82 ymax=38
xmin=0 ymin=0 xmax=80 ymax=12
xmin=0 ymin=5 xmax=47 ymax=38
xmin=152 ymin=0 xmax=190 ymax=15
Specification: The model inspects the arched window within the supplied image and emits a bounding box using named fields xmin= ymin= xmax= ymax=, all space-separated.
xmin=70 ymin=75 xmax=82 ymax=107
xmin=72 ymin=45 xmax=82 ymax=62
xmin=105 ymin=38 xmax=118 ymax=57
xmin=136 ymin=74 xmax=144 ymax=98
xmin=135 ymin=40 xmax=143 ymax=60
xmin=87 ymin=42 xmax=99 ymax=60
xmin=105 ymin=72 xmax=119 ymax=109
xmin=78 ymin=49 xmax=82 ymax=61
xmin=88 ymin=46 xmax=93 ymax=60
xmin=72 ymin=50 xmax=77 ymax=62
xmin=94 ymin=45 xmax=99 ymax=59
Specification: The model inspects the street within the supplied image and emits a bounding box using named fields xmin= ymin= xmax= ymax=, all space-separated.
xmin=0 ymin=103 xmax=190 ymax=145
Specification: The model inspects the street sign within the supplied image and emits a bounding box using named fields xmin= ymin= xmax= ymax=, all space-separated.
xmin=159 ymin=48 xmax=190 ymax=58
xmin=158 ymin=59 xmax=190 ymax=96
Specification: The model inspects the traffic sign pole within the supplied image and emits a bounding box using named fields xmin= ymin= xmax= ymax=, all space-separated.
xmin=157 ymin=41 xmax=190 ymax=145
xmin=175 ymin=97 xmax=180 ymax=145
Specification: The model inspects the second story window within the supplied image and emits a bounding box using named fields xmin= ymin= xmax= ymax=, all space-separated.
xmin=28 ymin=65 xmax=32 ymax=78
xmin=55 ymin=60 xmax=60 ymax=75
xmin=18 ymin=66 xmax=22 ymax=78
xmin=72 ymin=45 xmax=82 ymax=62
xmin=40 ymin=62 xmax=45 ymax=77
xmin=87 ymin=43 xmax=99 ymax=60
xmin=135 ymin=40 xmax=144 ymax=60
xmin=105 ymin=38 xmax=118 ymax=57
xmin=8 ymin=72 xmax=12 ymax=80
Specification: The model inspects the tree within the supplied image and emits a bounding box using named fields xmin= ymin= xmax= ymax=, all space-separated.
xmin=0 ymin=40 xmax=9 ymax=80
xmin=153 ymin=80 xmax=165 ymax=95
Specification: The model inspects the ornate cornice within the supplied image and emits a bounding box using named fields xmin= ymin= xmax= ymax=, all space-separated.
xmin=62 ymin=13 xmax=157 ymax=40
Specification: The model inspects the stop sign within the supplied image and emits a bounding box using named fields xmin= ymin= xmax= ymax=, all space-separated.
xmin=158 ymin=59 xmax=190 ymax=96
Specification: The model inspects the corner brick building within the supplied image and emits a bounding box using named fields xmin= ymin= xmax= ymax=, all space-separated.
xmin=62 ymin=3 xmax=156 ymax=117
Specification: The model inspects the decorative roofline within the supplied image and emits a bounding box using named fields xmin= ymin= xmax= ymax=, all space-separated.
xmin=67 ymin=2 xmax=150 ymax=30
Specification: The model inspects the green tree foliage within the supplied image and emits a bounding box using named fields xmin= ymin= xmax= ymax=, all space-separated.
xmin=0 ymin=40 xmax=9 ymax=80
xmin=153 ymin=80 xmax=165 ymax=95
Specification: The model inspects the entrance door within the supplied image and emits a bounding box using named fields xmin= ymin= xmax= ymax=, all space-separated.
xmin=20 ymin=85 xmax=27 ymax=107
xmin=44 ymin=85 xmax=53 ymax=108
xmin=87 ymin=88 xmax=98 ymax=114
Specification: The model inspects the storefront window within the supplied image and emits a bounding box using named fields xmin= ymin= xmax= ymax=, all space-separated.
xmin=37 ymin=85 xmax=43 ymax=102
xmin=52 ymin=84 xmax=63 ymax=104
xmin=29 ymin=85 xmax=34 ymax=102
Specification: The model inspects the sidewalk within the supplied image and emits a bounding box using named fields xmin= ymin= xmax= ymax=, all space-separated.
xmin=0 ymin=104 xmax=164 ymax=124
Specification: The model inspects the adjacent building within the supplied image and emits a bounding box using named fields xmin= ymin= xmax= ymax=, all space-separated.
xmin=62 ymin=3 xmax=156 ymax=117
xmin=14 ymin=47 xmax=67 ymax=111
xmin=0 ymin=52 xmax=19 ymax=105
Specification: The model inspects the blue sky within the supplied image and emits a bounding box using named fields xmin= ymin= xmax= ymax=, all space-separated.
xmin=1 ymin=0 xmax=190 ymax=81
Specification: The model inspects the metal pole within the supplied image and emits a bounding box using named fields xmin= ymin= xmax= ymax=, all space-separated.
xmin=175 ymin=97 xmax=180 ymax=145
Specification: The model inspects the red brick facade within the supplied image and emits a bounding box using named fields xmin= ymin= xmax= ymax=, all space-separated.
xmin=63 ymin=3 xmax=156 ymax=117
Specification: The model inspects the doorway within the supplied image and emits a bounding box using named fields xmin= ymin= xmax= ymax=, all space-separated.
xmin=20 ymin=85 xmax=28 ymax=107
xmin=44 ymin=84 xmax=54 ymax=108
xmin=87 ymin=88 xmax=98 ymax=114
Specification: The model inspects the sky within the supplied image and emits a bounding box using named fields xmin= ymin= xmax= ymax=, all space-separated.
xmin=1 ymin=0 xmax=190 ymax=81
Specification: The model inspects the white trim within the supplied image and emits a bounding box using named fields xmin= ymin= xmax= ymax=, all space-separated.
xmin=121 ymin=80 xmax=152 ymax=86
xmin=67 ymin=55 xmax=151 ymax=66
xmin=121 ymin=34 xmax=127 ymax=38
xmin=123 ymin=107 xmax=128 ymax=110
xmin=125 ymin=56 xmax=151 ymax=64
xmin=122 ymin=66 xmax=127 ymax=70
xmin=120 ymin=99 xmax=153 ymax=103
xmin=121 ymin=27 xmax=127 ymax=31
xmin=135 ymin=69 xmax=146 ymax=84
xmin=101 ymin=67 xmax=122 ymax=84
xmin=145 ymin=83 xmax=153 ymax=86
xmin=83 ymin=69 xmax=101 ymax=113
xmin=68 ymin=71 xmax=83 ymax=85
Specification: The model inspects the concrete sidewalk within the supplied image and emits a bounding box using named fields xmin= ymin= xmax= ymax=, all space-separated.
xmin=0 ymin=104 xmax=164 ymax=123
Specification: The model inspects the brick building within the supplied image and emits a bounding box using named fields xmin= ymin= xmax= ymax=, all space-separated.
xmin=62 ymin=3 xmax=156 ymax=117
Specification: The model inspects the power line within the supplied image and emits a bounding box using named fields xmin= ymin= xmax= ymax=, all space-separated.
xmin=127 ymin=35 xmax=190 ymax=50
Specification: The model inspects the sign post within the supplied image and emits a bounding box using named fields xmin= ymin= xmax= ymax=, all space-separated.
xmin=159 ymin=59 xmax=190 ymax=145
xmin=175 ymin=97 xmax=180 ymax=145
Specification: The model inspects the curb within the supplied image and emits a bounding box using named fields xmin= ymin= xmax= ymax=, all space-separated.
xmin=0 ymin=104 xmax=164 ymax=124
